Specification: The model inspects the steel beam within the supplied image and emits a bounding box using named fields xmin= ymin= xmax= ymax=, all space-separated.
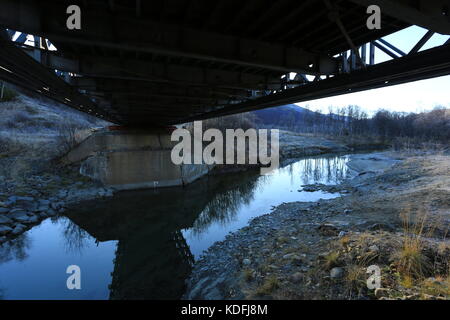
xmin=0 ymin=0 xmax=339 ymax=75
xmin=180 ymin=43 xmax=450 ymax=123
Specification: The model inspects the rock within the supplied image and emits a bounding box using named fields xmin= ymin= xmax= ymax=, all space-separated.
xmin=344 ymin=209 xmax=352 ymax=214
xmin=36 ymin=205 xmax=50 ymax=212
xmin=51 ymin=202 xmax=61 ymax=210
xmin=289 ymin=272 xmax=303 ymax=283
xmin=0 ymin=215 xmax=13 ymax=225
xmin=17 ymin=201 xmax=38 ymax=211
xmin=330 ymin=267 xmax=344 ymax=279
xmin=283 ymin=253 xmax=296 ymax=260
xmin=338 ymin=231 xmax=347 ymax=238
xmin=57 ymin=190 xmax=68 ymax=199
xmin=27 ymin=215 xmax=39 ymax=223
xmin=375 ymin=288 xmax=390 ymax=299
xmin=317 ymin=224 xmax=339 ymax=236
xmin=242 ymin=259 xmax=251 ymax=266
xmin=369 ymin=245 xmax=380 ymax=252
xmin=46 ymin=209 xmax=57 ymax=217
xmin=0 ymin=225 xmax=13 ymax=235
xmin=10 ymin=212 xmax=33 ymax=223
xmin=11 ymin=196 xmax=34 ymax=202
xmin=11 ymin=224 xmax=27 ymax=235
xmin=38 ymin=200 xmax=50 ymax=206
xmin=368 ymin=223 xmax=396 ymax=232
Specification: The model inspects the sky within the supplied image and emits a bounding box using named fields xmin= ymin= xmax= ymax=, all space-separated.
xmin=296 ymin=26 xmax=450 ymax=115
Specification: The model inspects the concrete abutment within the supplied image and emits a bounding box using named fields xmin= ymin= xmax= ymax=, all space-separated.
xmin=62 ymin=128 xmax=211 ymax=190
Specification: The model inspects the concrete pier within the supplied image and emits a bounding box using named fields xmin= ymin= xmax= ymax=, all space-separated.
xmin=62 ymin=128 xmax=211 ymax=190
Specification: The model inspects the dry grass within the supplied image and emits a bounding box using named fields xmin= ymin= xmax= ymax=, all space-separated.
xmin=254 ymin=276 xmax=279 ymax=296
xmin=242 ymin=269 xmax=254 ymax=282
xmin=394 ymin=210 xmax=432 ymax=280
xmin=344 ymin=264 xmax=367 ymax=296
xmin=323 ymin=251 xmax=340 ymax=270
xmin=419 ymin=276 xmax=450 ymax=297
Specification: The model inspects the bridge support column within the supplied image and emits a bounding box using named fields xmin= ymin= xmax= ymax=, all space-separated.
xmin=62 ymin=128 xmax=211 ymax=190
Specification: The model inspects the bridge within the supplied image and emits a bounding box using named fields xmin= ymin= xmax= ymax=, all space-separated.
xmin=1 ymin=0 xmax=449 ymax=126
xmin=0 ymin=0 xmax=449 ymax=189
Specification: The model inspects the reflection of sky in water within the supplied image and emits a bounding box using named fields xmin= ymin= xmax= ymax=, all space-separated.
xmin=0 ymin=219 xmax=117 ymax=299
xmin=183 ymin=155 xmax=349 ymax=258
xmin=0 ymin=154 xmax=349 ymax=299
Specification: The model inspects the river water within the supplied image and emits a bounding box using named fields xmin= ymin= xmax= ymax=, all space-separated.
xmin=0 ymin=154 xmax=351 ymax=300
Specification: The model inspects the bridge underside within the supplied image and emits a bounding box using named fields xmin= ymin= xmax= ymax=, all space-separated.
xmin=0 ymin=0 xmax=449 ymax=126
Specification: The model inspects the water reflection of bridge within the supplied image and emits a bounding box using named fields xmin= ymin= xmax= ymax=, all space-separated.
xmin=65 ymin=169 xmax=261 ymax=299
xmin=0 ymin=155 xmax=351 ymax=299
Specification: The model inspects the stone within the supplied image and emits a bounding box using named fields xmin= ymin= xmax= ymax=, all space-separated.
xmin=57 ymin=191 xmax=68 ymax=199
xmin=317 ymin=224 xmax=339 ymax=236
xmin=9 ymin=208 xmax=28 ymax=215
xmin=289 ymin=272 xmax=303 ymax=283
xmin=27 ymin=215 xmax=39 ymax=223
xmin=10 ymin=212 xmax=32 ymax=223
xmin=368 ymin=245 xmax=380 ymax=252
xmin=51 ymin=202 xmax=61 ymax=210
xmin=344 ymin=209 xmax=352 ymax=214
xmin=0 ymin=225 xmax=13 ymax=236
xmin=374 ymin=288 xmax=390 ymax=299
xmin=12 ymin=196 xmax=34 ymax=202
xmin=46 ymin=209 xmax=57 ymax=217
xmin=38 ymin=200 xmax=50 ymax=206
xmin=338 ymin=231 xmax=346 ymax=238
xmin=330 ymin=267 xmax=344 ymax=279
xmin=242 ymin=259 xmax=251 ymax=266
xmin=0 ymin=215 xmax=13 ymax=225
xmin=36 ymin=206 xmax=50 ymax=212
xmin=368 ymin=223 xmax=396 ymax=232
xmin=282 ymin=253 xmax=296 ymax=260
xmin=11 ymin=224 xmax=27 ymax=235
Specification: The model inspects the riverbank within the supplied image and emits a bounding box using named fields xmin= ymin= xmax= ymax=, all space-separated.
xmin=0 ymin=95 xmax=113 ymax=244
xmin=184 ymin=151 xmax=450 ymax=300
xmin=0 ymin=103 xmax=378 ymax=244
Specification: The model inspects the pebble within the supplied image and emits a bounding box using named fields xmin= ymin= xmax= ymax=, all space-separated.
xmin=330 ymin=267 xmax=344 ymax=279
xmin=242 ymin=259 xmax=251 ymax=266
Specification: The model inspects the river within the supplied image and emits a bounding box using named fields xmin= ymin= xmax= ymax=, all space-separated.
xmin=0 ymin=154 xmax=351 ymax=299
